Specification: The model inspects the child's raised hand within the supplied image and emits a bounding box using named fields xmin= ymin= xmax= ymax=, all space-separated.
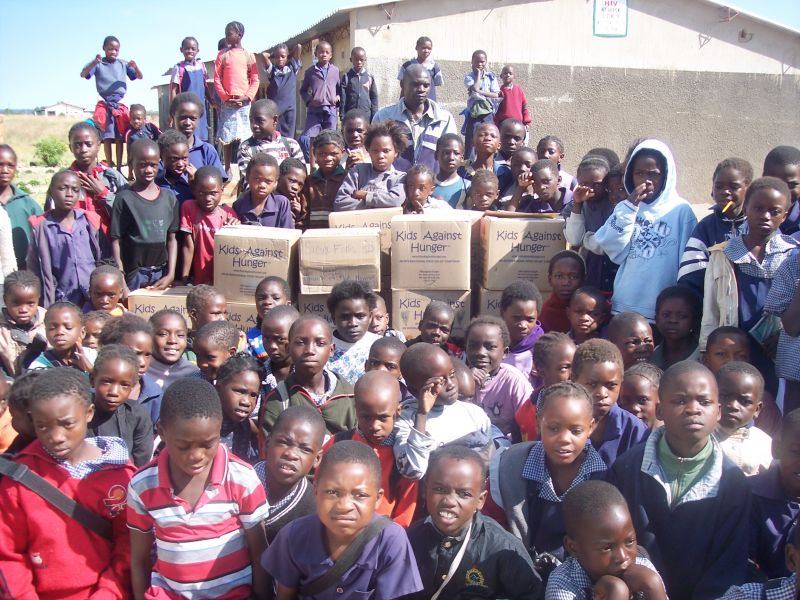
xmin=260 ymin=51 xmax=271 ymax=64
xmin=592 ymin=575 xmax=630 ymax=600
xmin=517 ymin=171 xmax=534 ymax=190
xmin=128 ymin=60 xmax=138 ymax=70
xmin=471 ymin=367 xmax=489 ymax=389
xmin=76 ymin=170 xmax=107 ymax=196
xmin=94 ymin=54 xmax=103 ymax=64
xmin=290 ymin=198 xmax=303 ymax=215
xmin=185 ymin=163 xmax=197 ymax=180
xmin=419 ymin=376 xmax=444 ymax=415
xmin=345 ymin=151 xmax=363 ymax=170
xmin=573 ymin=184 xmax=595 ymax=206
xmin=72 ymin=342 xmax=95 ymax=374
xmin=223 ymin=214 xmax=240 ymax=226
xmin=621 ymin=564 xmax=667 ymax=599
xmin=628 ymin=182 xmax=651 ymax=206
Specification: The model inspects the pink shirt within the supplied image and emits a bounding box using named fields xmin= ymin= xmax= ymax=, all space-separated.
xmin=179 ymin=200 xmax=236 ymax=284
xmin=214 ymin=47 xmax=260 ymax=102
xmin=473 ymin=363 xmax=534 ymax=437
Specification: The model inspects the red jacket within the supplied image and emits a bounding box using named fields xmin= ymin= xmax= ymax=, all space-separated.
xmin=0 ymin=439 xmax=135 ymax=599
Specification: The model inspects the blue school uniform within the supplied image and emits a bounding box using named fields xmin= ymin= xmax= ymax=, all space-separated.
xmin=135 ymin=374 xmax=163 ymax=426
xmin=171 ymin=60 xmax=210 ymax=141
xmin=593 ymin=403 xmax=650 ymax=467
xmin=187 ymin=134 xmax=227 ymax=182
xmin=781 ymin=199 xmax=800 ymax=236
xmin=155 ymin=169 xmax=193 ymax=205
xmin=267 ymin=57 xmax=302 ymax=138
xmin=220 ymin=418 xmax=259 ymax=465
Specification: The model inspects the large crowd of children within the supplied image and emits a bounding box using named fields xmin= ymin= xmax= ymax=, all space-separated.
xmin=0 ymin=21 xmax=798 ymax=600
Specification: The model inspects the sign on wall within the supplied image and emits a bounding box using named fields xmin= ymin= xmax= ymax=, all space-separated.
xmin=593 ymin=0 xmax=628 ymax=37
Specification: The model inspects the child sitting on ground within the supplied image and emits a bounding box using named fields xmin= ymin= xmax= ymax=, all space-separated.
xmin=607 ymin=312 xmax=655 ymax=370
xmin=246 ymin=275 xmax=291 ymax=362
xmin=232 ymin=153 xmax=294 ymax=229
xmin=499 ymin=281 xmax=544 ymax=385
xmin=147 ymin=309 xmax=200 ymax=389
xmin=155 ymin=129 xmax=193 ymax=204
xmin=567 ymin=286 xmax=609 ymax=345
xmin=611 ymin=361 xmax=750 ymax=599
xmin=128 ymin=378 xmax=269 ymax=598
xmin=258 ymin=304 xmax=299 ymax=393
xmin=0 ymin=271 xmax=47 ymax=376
xmin=508 ymin=158 xmax=571 ymax=214
xmin=394 ymin=343 xmax=492 ymax=479
xmin=0 ymin=368 xmax=135 ymax=599
xmin=327 ymin=280 xmax=381 ymax=384
xmin=716 ymin=361 xmax=772 ymax=476
xmin=4 ymin=370 xmax=40 ymax=456
xmin=262 ymin=441 xmax=423 ymax=598
xmin=651 ymin=285 xmax=702 ymax=370
xmin=85 ymin=265 xmax=126 ymax=316
xmin=405 ymin=300 xmax=463 ymax=358
xmin=334 ymin=120 xmax=407 ymax=211
xmin=432 ymin=133 xmax=469 ymax=209
xmin=82 ymin=310 xmax=111 ymax=350
xmin=299 ymin=129 xmax=347 ymax=229
xmin=254 ymin=405 xmax=324 ymax=542
xmin=406 ymin=445 xmax=541 ymax=600
xmin=277 ymin=157 xmax=307 ymax=224
xmin=619 ymin=362 xmax=663 ymax=431
xmin=546 ymin=480 xmax=667 ymax=600
xmin=216 ymin=353 xmax=261 ymax=464
xmin=367 ymin=292 xmax=406 ymax=341
xmin=466 ymin=169 xmax=501 ymax=211
xmin=88 ymin=344 xmax=153 ymax=466
xmin=193 ymin=320 xmax=240 ymax=383
xmin=540 ymin=251 xmax=586 ymax=334
xmin=403 ymin=164 xmax=453 ymax=213
xmin=573 ymin=338 xmax=648 ymax=466
xmin=29 ymin=301 xmax=97 ymax=372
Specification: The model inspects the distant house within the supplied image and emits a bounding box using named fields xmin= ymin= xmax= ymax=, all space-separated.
xmin=35 ymin=102 xmax=88 ymax=117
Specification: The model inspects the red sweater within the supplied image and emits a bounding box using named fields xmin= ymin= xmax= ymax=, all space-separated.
xmin=539 ymin=293 xmax=571 ymax=333
xmin=494 ymin=84 xmax=531 ymax=126
xmin=0 ymin=440 xmax=135 ymax=599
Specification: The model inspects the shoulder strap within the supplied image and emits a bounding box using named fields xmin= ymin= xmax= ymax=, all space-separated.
xmin=276 ymin=380 xmax=290 ymax=411
xmin=0 ymin=457 xmax=112 ymax=540
xmin=299 ymin=516 xmax=391 ymax=597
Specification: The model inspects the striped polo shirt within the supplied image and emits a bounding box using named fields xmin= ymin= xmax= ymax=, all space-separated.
xmin=127 ymin=444 xmax=269 ymax=598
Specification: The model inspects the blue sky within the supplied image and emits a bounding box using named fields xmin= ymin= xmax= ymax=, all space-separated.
xmin=0 ymin=0 xmax=797 ymax=110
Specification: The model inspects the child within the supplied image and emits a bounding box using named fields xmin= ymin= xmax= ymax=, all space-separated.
xmin=499 ymin=281 xmax=544 ymax=384
xmin=299 ymin=40 xmax=341 ymax=162
xmin=619 ymin=362 xmax=663 ymax=430
xmin=462 ymin=50 xmax=500 ymax=159
xmin=214 ymin=21 xmax=260 ymax=174
xmin=458 ymin=122 xmax=503 ymax=184
xmin=155 ymin=129 xmax=193 ymax=204
xmin=540 ymin=251 xmax=586 ymax=334
xmin=125 ymin=104 xmax=160 ymax=172
xmin=678 ymin=158 xmax=752 ymax=294
xmin=594 ymin=140 xmax=697 ymax=318
xmin=27 ymin=170 xmax=106 ymax=307
xmin=466 ymin=169 xmax=500 ymax=211
xmin=0 ymin=368 xmax=135 ymax=599
xmin=4 ymin=370 xmax=40 ymax=456
xmin=186 ymin=284 xmax=231 ymax=350
xmin=82 ymin=310 xmax=111 ymax=350
xmin=179 ymin=166 xmax=238 ymax=285
xmin=261 ymin=43 xmax=303 ymax=139
xmin=508 ymin=158 xmax=571 ymax=213
xmin=398 ymin=36 xmax=444 ymax=102
xmin=572 ymin=338 xmax=648 ymax=466
xmin=111 ymin=139 xmax=179 ymax=292
xmin=406 ymin=445 xmax=541 ymax=599
xmin=216 ymin=353 xmax=261 ymax=464
xmin=299 ymin=129 xmax=347 ymax=229
xmin=334 ymin=121 xmax=407 ymax=211
xmin=0 ymin=378 xmax=13 ymax=454
xmin=466 ymin=316 xmax=533 ymax=440
xmin=394 ymin=343 xmax=492 ymax=479
xmin=763 ymin=145 xmax=800 ymax=235
xmin=254 ymin=405 xmax=324 ymax=542
xmin=340 ymin=47 xmax=379 ymax=122
xmin=169 ymin=36 xmax=210 ymax=142
xmin=515 ymin=332 xmax=576 ymax=441
xmin=365 ymin=335 xmax=407 ymax=381
xmin=342 ymin=110 xmax=370 ymax=168
xmin=546 ymin=480 xmax=667 ymax=600
xmin=327 ymin=280 xmax=381 ymax=384
xmin=66 ymin=122 xmax=128 ymax=236
xmin=0 ymin=271 xmax=46 ymax=376
xmin=168 ymin=92 xmax=226 ymax=180
xmin=259 ymin=316 xmax=356 ymax=440
xmin=193 ymin=320 xmax=240 ymax=382
xmin=246 ymin=275 xmax=291 ymax=362
xmin=232 ymin=153 xmax=295 ymax=228
xmin=326 ymin=371 xmax=418 ymax=527
xmin=537 ymin=135 xmax=575 ymax=193
xmin=607 ymin=163 xmax=628 ymax=206
xmin=29 ymin=301 xmax=97 ymax=372
xmin=128 ymin=378 xmax=269 ymax=598
xmin=367 ymin=292 xmax=405 ymax=340
xmin=651 ymin=285 xmax=702 ymax=369
xmin=498 ymin=144 xmax=536 ymax=206
xmin=497 ymin=118 xmax=527 ymax=168
xmin=716 ymin=361 xmax=772 ymax=476
xmin=611 ymin=361 xmax=750 ymax=599
xmin=403 ymin=163 xmax=452 ymax=213
xmin=85 ymin=265 xmax=126 ymax=316
xmin=749 ymin=409 xmax=800 ymax=579
xmin=495 ymin=65 xmax=531 ymax=131
xmin=262 ymin=440 xmax=423 ymax=598
xmin=488 ymin=381 xmax=606 ymax=562
xmin=278 ymin=158 xmax=308 ymax=224
xmin=567 ymin=286 xmax=609 ymax=345
xmin=80 ymin=35 xmax=142 ymax=168
xmin=432 ymin=133 xmax=470 ymax=209
xmin=0 ymin=144 xmax=42 ymax=268
xmin=236 ymin=99 xmax=304 ymax=189
xmin=88 ymin=344 xmax=153 ymax=466
xmin=406 ymin=300 xmax=462 ymax=358
xmin=147 ymin=309 xmax=200 ymax=388
xmin=607 ymin=312 xmax=655 ymax=370
xmin=259 ymin=304 xmax=300 ymax=393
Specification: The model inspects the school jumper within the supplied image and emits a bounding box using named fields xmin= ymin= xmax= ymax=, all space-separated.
xmin=539 ymin=293 xmax=572 ymax=333
xmin=253 ymin=463 xmax=316 ymax=543
xmin=299 ymin=165 xmax=347 ymax=229
xmin=333 ymin=163 xmax=407 ymax=212
xmin=299 ymin=62 xmax=341 ymax=160
xmin=765 ymin=251 xmax=800 ymax=413
xmin=170 ymin=59 xmax=210 ymax=141
xmin=501 ymin=324 xmax=545 ymax=385
xmin=266 ymin=57 xmax=302 ymax=138
xmin=2 ymin=183 xmax=43 ymax=269
xmin=494 ymin=83 xmax=532 ymax=127
xmin=86 ymin=58 xmax=137 ymax=140
xmin=593 ymin=403 xmax=650 ymax=467
xmin=340 ymin=68 xmax=379 ymax=122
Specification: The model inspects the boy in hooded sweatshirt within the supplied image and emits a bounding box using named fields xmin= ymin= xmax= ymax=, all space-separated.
xmin=594 ymin=139 xmax=697 ymax=321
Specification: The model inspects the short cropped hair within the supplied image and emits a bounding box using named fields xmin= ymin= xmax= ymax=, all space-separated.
xmin=169 ymin=92 xmax=205 ymax=118
xmin=655 ymin=286 xmax=702 ymax=336
xmin=216 ymin=352 xmax=261 ymax=384
xmin=435 ymin=133 xmax=464 ymax=153
xmin=531 ymin=159 xmax=558 ymax=176
xmin=157 ymin=128 xmax=188 ymax=152
xmin=68 ymin=121 xmax=101 ymax=143
xmin=400 ymin=342 xmax=449 ymax=387
xmin=273 ymin=405 xmax=326 ymax=444
xmin=465 ymin=315 xmax=510 ymax=348
xmin=549 ymin=249 xmax=586 ymax=279
xmin=422 ymin=300 xmax=454 ymax=323
xmin=713 ymin=157 xmax=753 ymax=183
xmin=624 ymin=362 xmax=663 ymax=388
xmin=782 ymin=408 xmax=800 ymax=440
xmin=94 ymin=344 xmax=139 ymax=377
xmin=369 ymin=336 xmax=407 ymax=358
xmin=717 ymin=360 xmax=765 ymax=398
xmin=150 ymin=309 xmax=188 ymax=330
xmin=572 ymin=338 xmax=624 ymax=379
xmin=288 ymin=315 xmax=332 ymax=340
xmin=533 ymin=332 xmax=575 ymax=370
xmin=470 ymin=169 xmax=499 ymax=190
xmin=89 ymin=264 xmax=124 ymax=288
xmin=607 ymin=311 xmax=650 ymax=342
xmin=195 ymin=320 xmax=239 ymax=350
xmin=428 ymin=445 xmax=487 ymax=483
xmin=129 ymin=103 xmax=146 ymax=115
xmin=405 ymin=163 xmax=435 ymax=183
xmin=563 ymin=480 xmax=628 ymax=537
xmin=8 ymin=370 xmax=43 ymax=411
xmin=30 ymin=367 xmax=91 ymax=408
xmin=257 ymin=275 xmax=290 ymax=296
xmin=327 ymin=280 xmax=371 ymax=316
xmin=539 ymin=380 xmax=593 ymax=415
xmin=570 ymin=286 xmax=608 ymax=312
xmin=764 ymin=145 xmax=800 ymax=171
xmin=500 ymin=281 xmax=542 ymax=313
xmin=250 ymin=98 xmax=278 ymax=118
xmin=246 ymin=152 xmax=279 ymax=179
xmin=537 ymin=135 xmax=565 ymax=154
xmin=44 ymin=301 xmax=80 ymax=323
xmin=3 ymin=270 xmax=41 ymax=301
xmin=129 ymin=139 xmax=159 ymax=162
xmin=159 ymin=377 xmax=222 ymax=425
xmin=280 ymin=157 xmax=306 ymax=177
xmin=98 ymin=314 xmax=152 ymax=346
xmin=193 ymin=165 xmax=223 ymax=187
xmin=262 ymin=304 xmax=300 ymax=324
xmin=186 ymin=284 xmax=224 ymax=314
xmin=342 ymin=110 xmax=369 ymax=126
xmin=577 ymin=155 xmax=611 ymax=175
xmin=745 ymin=176 xmax=791 ymax=207
xmin=660 ymin=360 xmax=716 ymax=399
xmin=706 ymin=325 xmax=749 ymax=350
xmin=317 ymin=439 xmax=381 ymax=486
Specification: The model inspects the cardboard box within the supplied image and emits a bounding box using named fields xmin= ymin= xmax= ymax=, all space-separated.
xmin=328 ymin=207 xmax=401 ymax=255
xmin=480 ymin=216 xmax=566 ymax=292
xmin=391 ymin=289 xmax=472 ymax=340
xmin=299 ymin=228 xmax=381 ymax=294
xmin=226 ymin=302 xmax=259 ymax=334
xmin=391 ymin=213 xmax=474 ymax=290
xmin=127 ymin=287 xmax=191 ymax=327
xmin=296 ymin=294 xmax=334 ymax=326
xmin=475 ymin=286 xmax=503 ymax=315
xmin=213 ymin=225 xmax=301 ymax=303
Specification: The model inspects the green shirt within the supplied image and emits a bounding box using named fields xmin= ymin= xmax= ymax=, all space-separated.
xmin=2 ymin=184 xmax=42 ymax=269
xmin=658 ymin=434 xmax=713 ymax=508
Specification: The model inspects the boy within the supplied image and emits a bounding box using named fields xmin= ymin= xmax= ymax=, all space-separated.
xmin=342 ymin=110 xmax=370 ymax=167
xmin=125 ymin=103 xmax=160 ymax=177
xmin=367 ymin=292 xmax=405 ymax=340
xmin=299 ymin=40 xmax=341 ymax=162
xmin=540 ymin=251 xmax=586 ymax=334
xmin=537 ymin=135 xmax=575 ymax=193
xmin=236 ymin=99 xmax=304 ymax=191
xmin=340 ymin=47 xmax=378 ymax=123
xmin=499 ymin=281 xmax=544 ymax=383
xmin=508 ymin=159 xmax=571 ymax=214
xmin=261 ymin=43 xmax=303 ymax=139
xmin=301 ymin=129 xmax=347 ymax=228
xmin=467 ymin=168 xmax=501 ymax=211
xmin=277 ymin=157 xmax=307 ymax=223
xmin=259 ymin=304 xmax=299 ymax=392
xmin=607 ymin=312 xmax=655 ymax=370
xmin=611 ymin=361 xmax=750 ymax=599
xmin=432 ymin=133 xmax=469 ymax=208
xmin=495 ymin=66 xmax=531 ymax=131
xmin=398 ymin=36 xmax=444 ymax=102
xmin=29 ymin=301 xmax=97 ymax=372
xmin=155 ymin=129 xmax=193 ymax=204
xmin=499 ymin=144 xmax=536 ymax=207
xmin=4 ymin=370 xmax=40 ymax=456
xmin=496 ymin=118 xmax=527 ymax=168
xmin=128 ymin=378 xmax=269 ymax=599
xmin=463 ymin=50 xmax=500 ymax=159
xmin=85 ymin=265 xmax=126 ymax=316
xmin=186 ymin=284 xmax=246 ymax=356
xmin=254 ymin=405 xmax=325 ymax=542
xmin=0 ymin=368 xmax=135 ymax=598
xmin=233 ymin=153 xmax=295 ymax=229
xmin=111 ymin=139 xmax=179 ymax=292
xmin=327 ymin=371 xmax=418 ymax=526
xmin=406 ymin=300 xmax=463 ymax=358
xmin=762 ymin=145 xmax=800 ymax=235
xmin=82 ymin=310 xmax=111 ymax=349
xmin=169 ymin=92 xmax=227 ymax=181
xmin=327 ymin=280 xmax=381 ymax=384
xmin=459 ymin=123 xmax=511 ymax=192
xmin=193 ymin=320 xmax=240 ymax=382
xmin=365 ymin=335 xmax=407 ymax=381
xmin=406 ymin=445 xmax=541 ymax=599
xmin=259 ymin=316 xmax=356 ymax=440
xmin=394 ymin=343 xmax=492 ymax=479
xmin=0 ymin=270 xmax=47 ymax=376
xmin=546 ymin=480 xmax=667 ymax=600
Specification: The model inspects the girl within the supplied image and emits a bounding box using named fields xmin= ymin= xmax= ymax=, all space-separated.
xmin=27 ymin=171 xmax=106 ymax=307
xmin=80 ymin=36 xmax=142 ymax=168
xmin=651 ymin=286 xmax=702 ymax=369
xmin=333 ymin=121 xmax=407 ymax=211
xmin=466 ymin=169 xmax=500 ymax=211
xmin=465 ymin=315 xmax=533 ymax=440
xmin=499 ymin=281 xmax=544 ymax=385
xmin=259 ymin=305 xmax=299 ymax=394
xmin=397 ymin=36 xmax=444 ymax=102
xmin=619 ymin=362 xmax=663 ymax=430
xmin=169 ymin=92 xmax=226 ymax=180
xmin=403 ymin=164 xmax=452 ymax=213
xmin=147 ymin=309 xmax=200 ymax=389
xmin=301 ymin=129 xmax=347 ymax=229
xmin=0 ymin=144 xmax=41 ymax=269
xmin=0 ymin=271 xmax=47 ymax=376
xmin=214 ymin=21 xmax=260 ymax=174
xmin=431 ymin=133 xmax=469 ymax=209
xmin=566 ymin=286 xmax=608 ymax=344
xmin=262 ymin=43 xmax=303 ymax=139
xmin=233 ymin=154 xmax=294 ymax=229
xmin=216 ymin=353 xmax=261 ymax=464
xmin=65 ymin=122 xmax=128 ymax=236
xmin=539 ymin=250 xmax=586 ymax=334
xmin=246 ymin=276 xmax=290 ymax=363
xmin=169 ymin=36 xmax=210 ymax=142
xmin=81 ymin=310 xmax=111 ymax=350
